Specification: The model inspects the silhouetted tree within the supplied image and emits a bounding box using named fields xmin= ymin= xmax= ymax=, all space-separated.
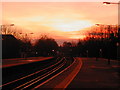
xmin=34 ymin=36 xmax=58 ymax=56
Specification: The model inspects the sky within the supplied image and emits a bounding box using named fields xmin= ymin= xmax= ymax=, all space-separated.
xmin=1 ymin=1 xmax=118 ymax=45
xmin=1 ymin=0 xmax=119 ymax=2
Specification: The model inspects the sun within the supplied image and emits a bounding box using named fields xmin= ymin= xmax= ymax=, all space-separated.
xmin=52 ymin=20 xmax=94 ymax=32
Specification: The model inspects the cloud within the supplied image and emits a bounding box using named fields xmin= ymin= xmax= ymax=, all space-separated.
xmin=2 ymin=2 xmax=118 ymax=40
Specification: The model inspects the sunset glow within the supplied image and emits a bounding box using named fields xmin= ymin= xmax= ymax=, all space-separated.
xmin=51 ymin=20 xmax=94 ymax=32
xmin=1 ymin=1 xmax=119 ymax=88
xmin=69 ymin=35 xmax=86 ymax=39
xmin=1 ymin=2 xmax=118 ymax=44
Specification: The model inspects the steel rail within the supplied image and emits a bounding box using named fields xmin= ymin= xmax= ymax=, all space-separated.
xmin=14 ymin=59 xmax=67 ymax=90
xmin=34 ymin=57 xmax=76 ymax=88
xmin=1 ymin=57 xmax=63 ymax=88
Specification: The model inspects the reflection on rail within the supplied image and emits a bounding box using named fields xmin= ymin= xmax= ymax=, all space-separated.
xmin=2 ymin=57 xmax=74 ymax=89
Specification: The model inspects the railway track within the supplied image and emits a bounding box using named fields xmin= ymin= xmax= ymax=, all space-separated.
xmin=1 ymin=57 xmax=74 ymax=89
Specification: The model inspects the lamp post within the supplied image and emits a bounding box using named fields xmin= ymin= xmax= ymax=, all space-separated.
xmin=95 ymin=24 xmax=104 ymax=38
xmin=103 ymin=2 xmax=120 ymax=60
xmin=95 ymin=24 xmax=105 ymax=60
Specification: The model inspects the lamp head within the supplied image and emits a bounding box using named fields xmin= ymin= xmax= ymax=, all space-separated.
xmin=95 ymin=24 xmax=100 ymax=26
xmin=103 ymin=2 xmax=111 ymax=4
xmin=10 ymin=24 xmax=14 ymax=26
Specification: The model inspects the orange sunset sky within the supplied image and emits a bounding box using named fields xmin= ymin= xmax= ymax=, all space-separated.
xmin=1 ymin=1 xmax=118 ymax=44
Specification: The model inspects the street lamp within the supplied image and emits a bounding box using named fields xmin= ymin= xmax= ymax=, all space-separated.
xmin=103 ymin=2 xmax=120 ymax=60
xmin=95 ymin=24 xmax=105 ymax=38
xmin=95 ymin=24 xmax=105 ymax=60
xmin=103 ymin=2 xmax=120 ymax=5
xmin=95 ymin=24 xmax=116 ymax=39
